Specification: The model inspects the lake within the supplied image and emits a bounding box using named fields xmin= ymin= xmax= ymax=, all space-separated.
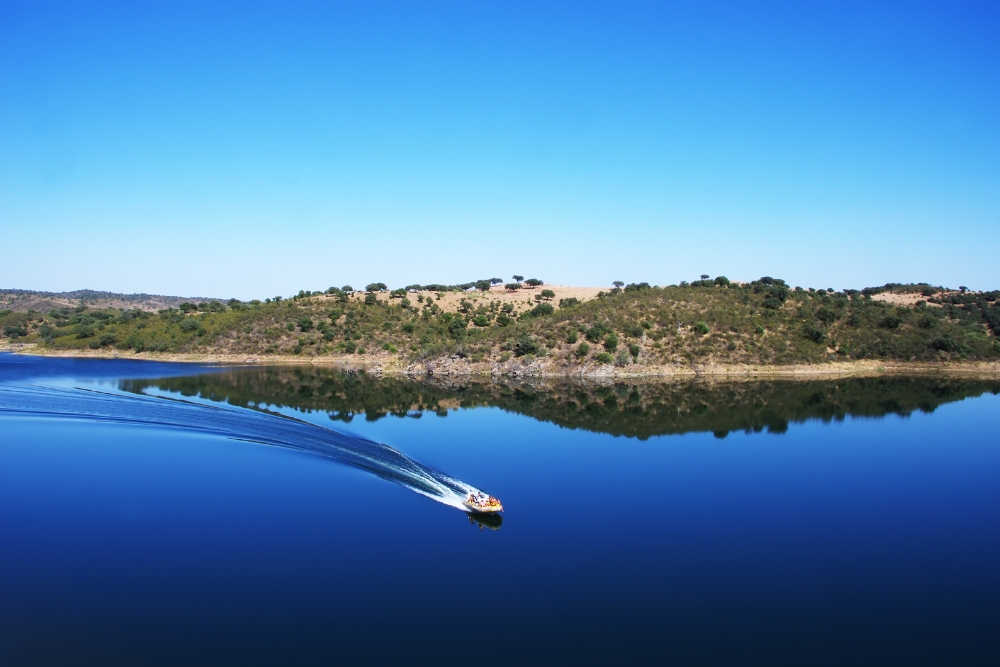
xmin=1 ymin=353 xmax=998 ymax=665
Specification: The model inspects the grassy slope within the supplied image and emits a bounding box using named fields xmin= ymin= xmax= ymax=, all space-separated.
xmin=2 ymin=280 xmax=998 ymax=366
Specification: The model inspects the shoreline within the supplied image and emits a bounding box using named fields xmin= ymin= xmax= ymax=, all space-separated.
xmin=6 ymin=344 xmax=1000 ymax=380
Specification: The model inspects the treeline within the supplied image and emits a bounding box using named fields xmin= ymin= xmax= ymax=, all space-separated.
xmin=3 ymin=276 xmax=998 ymax=366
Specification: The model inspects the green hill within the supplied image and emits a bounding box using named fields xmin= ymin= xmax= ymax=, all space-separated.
xmin=3 ymin=277 xmax=998 ymax=367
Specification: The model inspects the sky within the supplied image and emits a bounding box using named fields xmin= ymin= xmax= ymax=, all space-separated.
xmin=1 ymin=1 xmax=998 ymax=299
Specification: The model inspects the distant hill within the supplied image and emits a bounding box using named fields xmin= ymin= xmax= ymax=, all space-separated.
xmin=0 ymin=289 xmax=226 ymax=313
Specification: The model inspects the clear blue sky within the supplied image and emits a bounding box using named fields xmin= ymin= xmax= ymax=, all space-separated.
xmin=2 ymin=1 xmax=997 ymax=299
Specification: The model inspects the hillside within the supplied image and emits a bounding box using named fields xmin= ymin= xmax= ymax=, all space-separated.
xmin=0 ymin=289 xmax=225 ymax=313
xmin=2 ymin=277 xmax=998 ymax=373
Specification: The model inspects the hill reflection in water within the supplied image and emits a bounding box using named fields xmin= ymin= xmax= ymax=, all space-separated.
xmin=121 ymin=367 xmax=1000 ymax=440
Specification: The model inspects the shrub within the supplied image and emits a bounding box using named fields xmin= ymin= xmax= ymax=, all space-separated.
xmin=695 ymin=322 xmax=709 ymax=335
xmin=514 ymin=334 xmax=539 ymax=357
xmin=614 ymin=350 xmax=631 ymax=367
xmin=879 ymin=315 xmax=902 ymax=329
xmin=603 ymin=333 xmax=619 ymax=351
xmin=714 ymin=276 xmax=730 ymax=286
xmin=624 ymin=323 xmax=644 ymax=338
xmin=585 ymin=322 xmax=610 ymax=342
xmin=566 ymin=330 xmax=578 ymax=344
xmin=930 ymin=336 xmax=962 ymax=353
xmin=496 ymin=313 xmax=513 ymax=327
xmin=763 ymin=297 xmax=782 ymax=310
xmin=523 ymin=303 xmax=554 ymax=318
xmin=575 ymin=342 xmax=590 ymax=358
xmin=803 ymin=324 xmax=825 ymax=344
xmin=364 ymin=293 xmax=378 ymax=306
xmin=382 ymin=342 xmax=398 ymax=353
xmin=401 ymin=322 xmax=415 ymax=333
xmin=298 ymin=317 xmax=314 ymax=332
xmin=629 ymin=343 xmax=641 ymax=358
xmin=179 ymin=302 xmax=197 ymax=313
xmin=755 ymin=325 xmax=765 ymax=335
xmin=448 ymin=317 xmax=467 ymax=340
xmin=559 ymin=297 xmax=580 ymax=308
xmin=595 ymin=352 xmax=613 ymax=364
xmin=917 ymin=314 xmax=937 ymax=329
xmin=624 ymin=282 xmax=651 ymax=292
xmin=123 ymin=334 xmax=145 ymax=351
xmin=473 ymin=315 xmax=490 ymax=327
xmin=815 ymin=307 xmax=838 ymax=324
xmin=3 ymin=325 xmax=27 ymax=338
xmin=342 ymin=341 xmax=357 ymax=353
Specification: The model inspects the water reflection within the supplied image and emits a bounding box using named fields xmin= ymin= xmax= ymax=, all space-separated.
xmin=467 ymin=512 xmax=504 ymax=531
xmin=121 ymin=367 xmax=1000 ymax=440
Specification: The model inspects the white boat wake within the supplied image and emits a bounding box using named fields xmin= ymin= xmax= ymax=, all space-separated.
xmin=0 ymin=383 xmax=493 ymax=512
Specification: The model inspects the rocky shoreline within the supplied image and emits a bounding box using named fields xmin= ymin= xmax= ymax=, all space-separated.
xmin=5 ymin=343 xmax=999 ymax=380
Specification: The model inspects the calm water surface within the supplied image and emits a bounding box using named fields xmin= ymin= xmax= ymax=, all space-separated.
xmin=1 ymin=354 xmax=999 ymax=665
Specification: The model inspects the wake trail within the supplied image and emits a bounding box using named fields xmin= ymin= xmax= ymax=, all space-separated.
xmin=0 ymin=383 xmax=486 ymax=511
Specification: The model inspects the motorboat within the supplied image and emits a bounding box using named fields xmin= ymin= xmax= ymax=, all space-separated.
xmin=463 ymin=492 xmax=503 ymax=514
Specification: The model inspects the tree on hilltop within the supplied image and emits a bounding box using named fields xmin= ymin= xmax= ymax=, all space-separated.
xmin=512 ymin=275 xmax=524 ymax=283
xmin=613 ymin=281 xmax=624 ymax=288
xmin=525 ymin=278 xmax=543 ymax=288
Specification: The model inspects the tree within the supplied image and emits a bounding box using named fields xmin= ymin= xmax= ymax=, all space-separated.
xmin=700 ymin=274 xmax=710 ymax=280
xmin=179 ymin=302 xmax=197 ymax=313
xmin=514 ymin=334 xmax=539 ymax=356
xmin=539 ymin=289 xmax=555 ymax=300
xmin=559 ymin=297 xmax=580 ymax=308
xmin=505 ymin=283 xmax=522 ymax=292
xmin=525 ymin=278 xmax=543 ymax=288
xmin=603 ymin=333 xmax=619 ymax=351
xmin=341 ymin=285 xmax=353 ymax=293
xmin=365 ymin=283 xmax=387 ymax=293
xmin=523 ymin=303 xmax=554 ymax=318
xmin=613 ymin=281 xmax=624 ymax=288
xmin=490 ymin=278 xmax=503 ymax=285
xmin=512 ymin=275 xmax=524 ymax=283
xmin=475 ymin=280 xmax=492 ymax=292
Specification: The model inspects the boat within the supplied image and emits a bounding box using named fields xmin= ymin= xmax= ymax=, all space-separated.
xmin=463 ymin=492 xmax=503 ymax=514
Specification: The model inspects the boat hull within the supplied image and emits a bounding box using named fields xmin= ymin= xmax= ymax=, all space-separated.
xmin=463 ymin=502 xmax=503 ymax=514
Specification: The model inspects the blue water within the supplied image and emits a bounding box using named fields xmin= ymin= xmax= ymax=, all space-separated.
xmin=1 ymin=354 xmax=998 ymax=665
